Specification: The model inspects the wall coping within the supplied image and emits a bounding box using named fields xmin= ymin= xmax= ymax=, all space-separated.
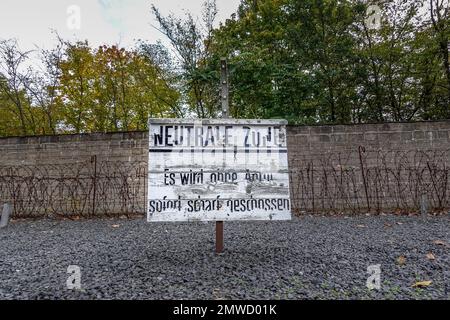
xmin=0 ymin=119 xmax=449 ymax=142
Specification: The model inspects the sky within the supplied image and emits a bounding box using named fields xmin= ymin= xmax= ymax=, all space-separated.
xmin=0 ymin=0 xmax=241 ymax=52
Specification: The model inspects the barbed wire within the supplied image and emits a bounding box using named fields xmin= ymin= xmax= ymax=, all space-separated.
xmin=0 ymin=157 xmax=147 ymax=219
xmin=0 ymin=148 xmax=449 ymax=218
xmin=290 ymin=148 xmax=450 ymax=215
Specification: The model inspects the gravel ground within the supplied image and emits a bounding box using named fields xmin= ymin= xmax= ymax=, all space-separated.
xmin=0 ymin=215 xmax=448 ymax=300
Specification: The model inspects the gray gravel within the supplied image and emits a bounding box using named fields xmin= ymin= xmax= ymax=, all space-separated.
xmin=0 ymin=215 xmax=448 ymax=300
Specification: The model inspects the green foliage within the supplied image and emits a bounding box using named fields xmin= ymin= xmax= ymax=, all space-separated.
xmin=58 ymin=43 xmax=180 ymax=133
xmin=0 ymin=39 xmax=180 ymax=136
xmin=0 ymin=0 xmax=448 ymax=137
xmin=0 ymin=77 xmax=28 ymax=136
xmin=207 ymin=0 xmax=449 ymax=124
xmin=150 ymin=0 xmax=221 ymax=118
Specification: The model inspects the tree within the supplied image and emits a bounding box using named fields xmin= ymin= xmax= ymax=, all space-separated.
xmin=284 ymin=0 xmax=362 ymax=123
xmin=210 ymin=0 xmax=307 ymax=121
xmin=23 ymin=35 xmax=65 ymax=134
xmin=210 ymin=0 xmax=363 ymax=123
xmin=429 ymin=0 xmax=450 ymax=109
xmin=207 ymin=0 xmax=449 ymax=123
xmin=135 ymin=41 xmax=183 ymax=119
xmin=0 ymin=39 xmax=37 ymax=135
xmin=151 ymin=0 xmax=220 ymax=118
xmin=58 ymin=40 xmax=96 ymax=133
xmin=0 ymin=75 xmax=26 ymax=136
xmin=57 ymin=42 xmax=181 ymax=133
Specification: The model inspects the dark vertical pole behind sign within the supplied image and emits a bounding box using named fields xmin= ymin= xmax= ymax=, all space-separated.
xmin=221 ymin=59 xmax=230 ymax=119
xmin=216 ymin=58 xmax=229 ymax=254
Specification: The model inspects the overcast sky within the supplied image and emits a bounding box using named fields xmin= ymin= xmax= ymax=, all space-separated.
xmin=0 ymin=0 xmax=240 ymax=51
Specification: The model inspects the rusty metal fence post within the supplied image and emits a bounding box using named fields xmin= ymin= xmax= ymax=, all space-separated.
xmin=359 ymin=146 xmax=370 ymax=213
xmin=91 ymin=155 xmax=97 ymax=217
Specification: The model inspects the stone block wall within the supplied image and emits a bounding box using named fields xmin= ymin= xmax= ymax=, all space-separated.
xmin=1 ymin=120 xmax=449 ymax=216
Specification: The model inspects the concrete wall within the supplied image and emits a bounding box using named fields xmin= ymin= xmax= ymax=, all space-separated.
xmin=1 ymin=120 xmax=449 ymax=216
xmin=0 ymin=131 xmax=149 ymax=166
xmin=286 ymin=121 xmax=450 ymax=214
xmin=287 ymin=121 xmax=450 ymax=156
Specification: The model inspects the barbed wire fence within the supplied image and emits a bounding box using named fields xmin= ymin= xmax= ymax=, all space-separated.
xmin=290 ymin=148 xmax=450 ymax=215
xmin=0 ymin=148 xmax=449 ymax=218
xmin=0 ymin=156 xmax=147 ymax=219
